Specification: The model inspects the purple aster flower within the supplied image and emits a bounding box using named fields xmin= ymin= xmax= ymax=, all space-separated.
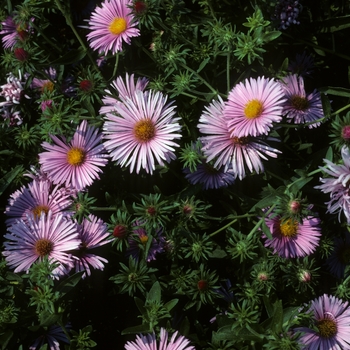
xmin=124 ymin=327 xmax=195 ymax=350
xmin=224 ymin=76 xmax=286 ymax=138
xmin=273 ymin=0 xmax=302 ymax=30
xmin=315 ymin=146 xmax=350 ymax=224
xmin=30 ymin=67 xmax=56 ymax=94
xmin=262 ymin=212 xmax=321 ymax=258
xmin=86 ymin=0 xmax=140 ymax=55
xmin=198 ymin=96 xmax=281 ymax=180
xmin=99 ymin=72 xmax=149 ymax=115
xmin=30 ymin=323 xmax=71 ymax=350
xmin=0 ymin=71 xmax=29 ymax=108
xmin=5 ymin=178 xmax=73 ymax=227
xmin=295 ymin=294 xmax=350 ymax=349
xmin=0 ymin=16 xmax=18 ymax=49
xmin=327 ymin=233 xmax=350 ymax=279
xmin=103 ymin=89 xmax=181 ymax=174
xmin=126 ymin=221 xmax=165 ymax=262
xmin=2 ymin=211 xmax=80 ymax=277
xmin=280 ymin=74 xmax=324 ymax=128
xmin=73 ymin=214 xmax=113 ymax=278
xmin=39 ymin=120 xmax=108 ymax=191
xmin=288 ymin=52 xmax=315 ymax=77
xmin=184 ymin=162 xmax=235 ymax=190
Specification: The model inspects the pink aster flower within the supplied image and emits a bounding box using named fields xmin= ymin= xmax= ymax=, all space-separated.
xmin=99 ymin=72 xmax=148 ymax=115
xmin=73 ymin=214 xmax=113 ymax=278
xmin=315 ymin=146 xmax=350 ymax=224
xmin=198 ymin=96 xmax=281 ymax=180
xmin=0 ymin=16 xmax=18 ymax=49
xmin=262 ymin=212 xmax=321 ymax=258
xmin=103 ymin=89 xmax=181 ymax=174
xmin=39 ymin=120 xmax=108 ymax=191
xmin=2 ymin=211 xmax=80 ymax=277
xmin=124 ymin=327 xmax=195 ymax=350
xmin=30 ymin=323 xmax=71 ymax=350
xmin=5 ymin=178 xmax=73 ymax=227
xmin=86 ymin=0 xmax=140 ymax=55
xmin=280 ymin=74 xmax=324 ymax=128
xmin=295 ymin=294 xmax=350 ymax=349
xmin=224 ymin=76 xmax=286 ymax=137
xmin=30 ymin=67 xmax=56 ymax=94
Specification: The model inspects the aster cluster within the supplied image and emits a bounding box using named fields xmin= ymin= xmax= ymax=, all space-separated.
xmin=1 ymin=0 xmax=350 ymax=348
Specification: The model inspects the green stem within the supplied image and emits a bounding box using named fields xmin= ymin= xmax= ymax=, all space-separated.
xmin=282 ymin=32 xmax=350 ymax=61
xmin=331 ymin=104 xmax=350 ymax=116
xmin=247 ymin=204 xmax=276 ymax=240
xmin=226 ymin=51 xmax=231 ymax=94
xmin=91 ymin=207 xmax=118 ymax=212
xmin=307 ymin=168 xmax=323 ymax=177
xmin=30 ymin=21 xmax=62 ymax=53
xmin=109 ymin=54 xmax=119 ymax=83
xmin=209 ymin=213 xmax=256 ymax=237
xmin=178 ymin=62 xmax=218 ymax=95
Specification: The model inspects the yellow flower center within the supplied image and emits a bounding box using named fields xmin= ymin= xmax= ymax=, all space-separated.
xmin=244 ymin=99 xmax=264 ymax=119
xmin=140 ymin=234 xmax=149 ymax=245
xmin=67 ymin=147 xmax=86 ymax=166
xmin=32 ymin=205 xmax=50 ymax=220
xmin=290 ymin=95 xmax=309 ymax=111
xmin=41 ymin=81 xmax=54 ymax=93
xmin=134 ymin=119 xmax=156 ymax=142
xmin=109 ymin=18 xmax=127 ymax=35
xmin=35 ymin=239 xmax=53 ymax=257
xmin=317 ymin=317 xmax=337 ymax=338
xmin=279 ymin=219 xmax=298 ymax=237
xmin=232 ymin=136 xmax=250 ymax=145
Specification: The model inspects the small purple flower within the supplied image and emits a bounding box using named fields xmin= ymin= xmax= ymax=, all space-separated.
xmin=280 ymin=74 xmax=324 ymax=128
xmin=30 ymin=323 xmax=71 ymax=350
xmin=295 ymin=294 xmax=350 ymax=349
xmin=124 ymin=327 xmax=195 ymax=350
xmin=1 ymin=106 xmax=22 ymax=126
xmin=39 ymin=120 xmax=108 ymax=191
xmin=73 ymin=214 xmax=113 ymax=278
xmin=288 ymin=52 xmax=315 ymax=77
xmin=274 ymin=0 xmax=302 ymax=30
xmin=184 ymin=162 xmax=235 ymax=190
xmin=126 ymin=221 xmax=165 ymax=262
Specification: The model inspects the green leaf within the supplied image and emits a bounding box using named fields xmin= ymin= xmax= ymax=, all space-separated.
xmin=197 ymin=57 xmax=210 ymax=73
xmin=261 ymin=219 xmax=272 ymax=240
xmin=282 ymin=306 xmax=300 ymax=325
xmin=262 ymin=31 xmax=281 ymax=42
xmin=39 ymin=312 xmax=60 ymax=327
xmin=0 ymin=165 xmax=23 ymax=197
xmin=134 ymin=297 xmax=146 ymax=315
xmin=163 ymin=298 xmax=178 ymax=312
xmin=56 ymin=271 xmax=84 ymax=297
xmin=271 ymin=300 xmax=283 ymax=333
xmin=147 ymin=281 xmax=161 ymax=303
xmin=263 ymin=295 xmax=274 ymax=318
xmin=325 ymin=146 xmax=333 ymax=162
xmin=208 ymin=248 xmax=227 ymax=258
xmin=121 ymin=324 xmax=152 ymax=335
xmin=48 ymin=48 xmax=87 ymax=65
xmin=0 ymin=330 xmax=13 ymax=350
xmin=319 ymin=86 xmax=350 ymax=98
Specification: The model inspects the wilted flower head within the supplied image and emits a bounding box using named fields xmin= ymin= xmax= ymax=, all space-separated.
xmin=0 ymin=71 xmax=29 ymax=108
xmin=315 ymin=146 xmax=350 ymax=224
xmin=274 ymin=0 xmax=302 ymax=30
